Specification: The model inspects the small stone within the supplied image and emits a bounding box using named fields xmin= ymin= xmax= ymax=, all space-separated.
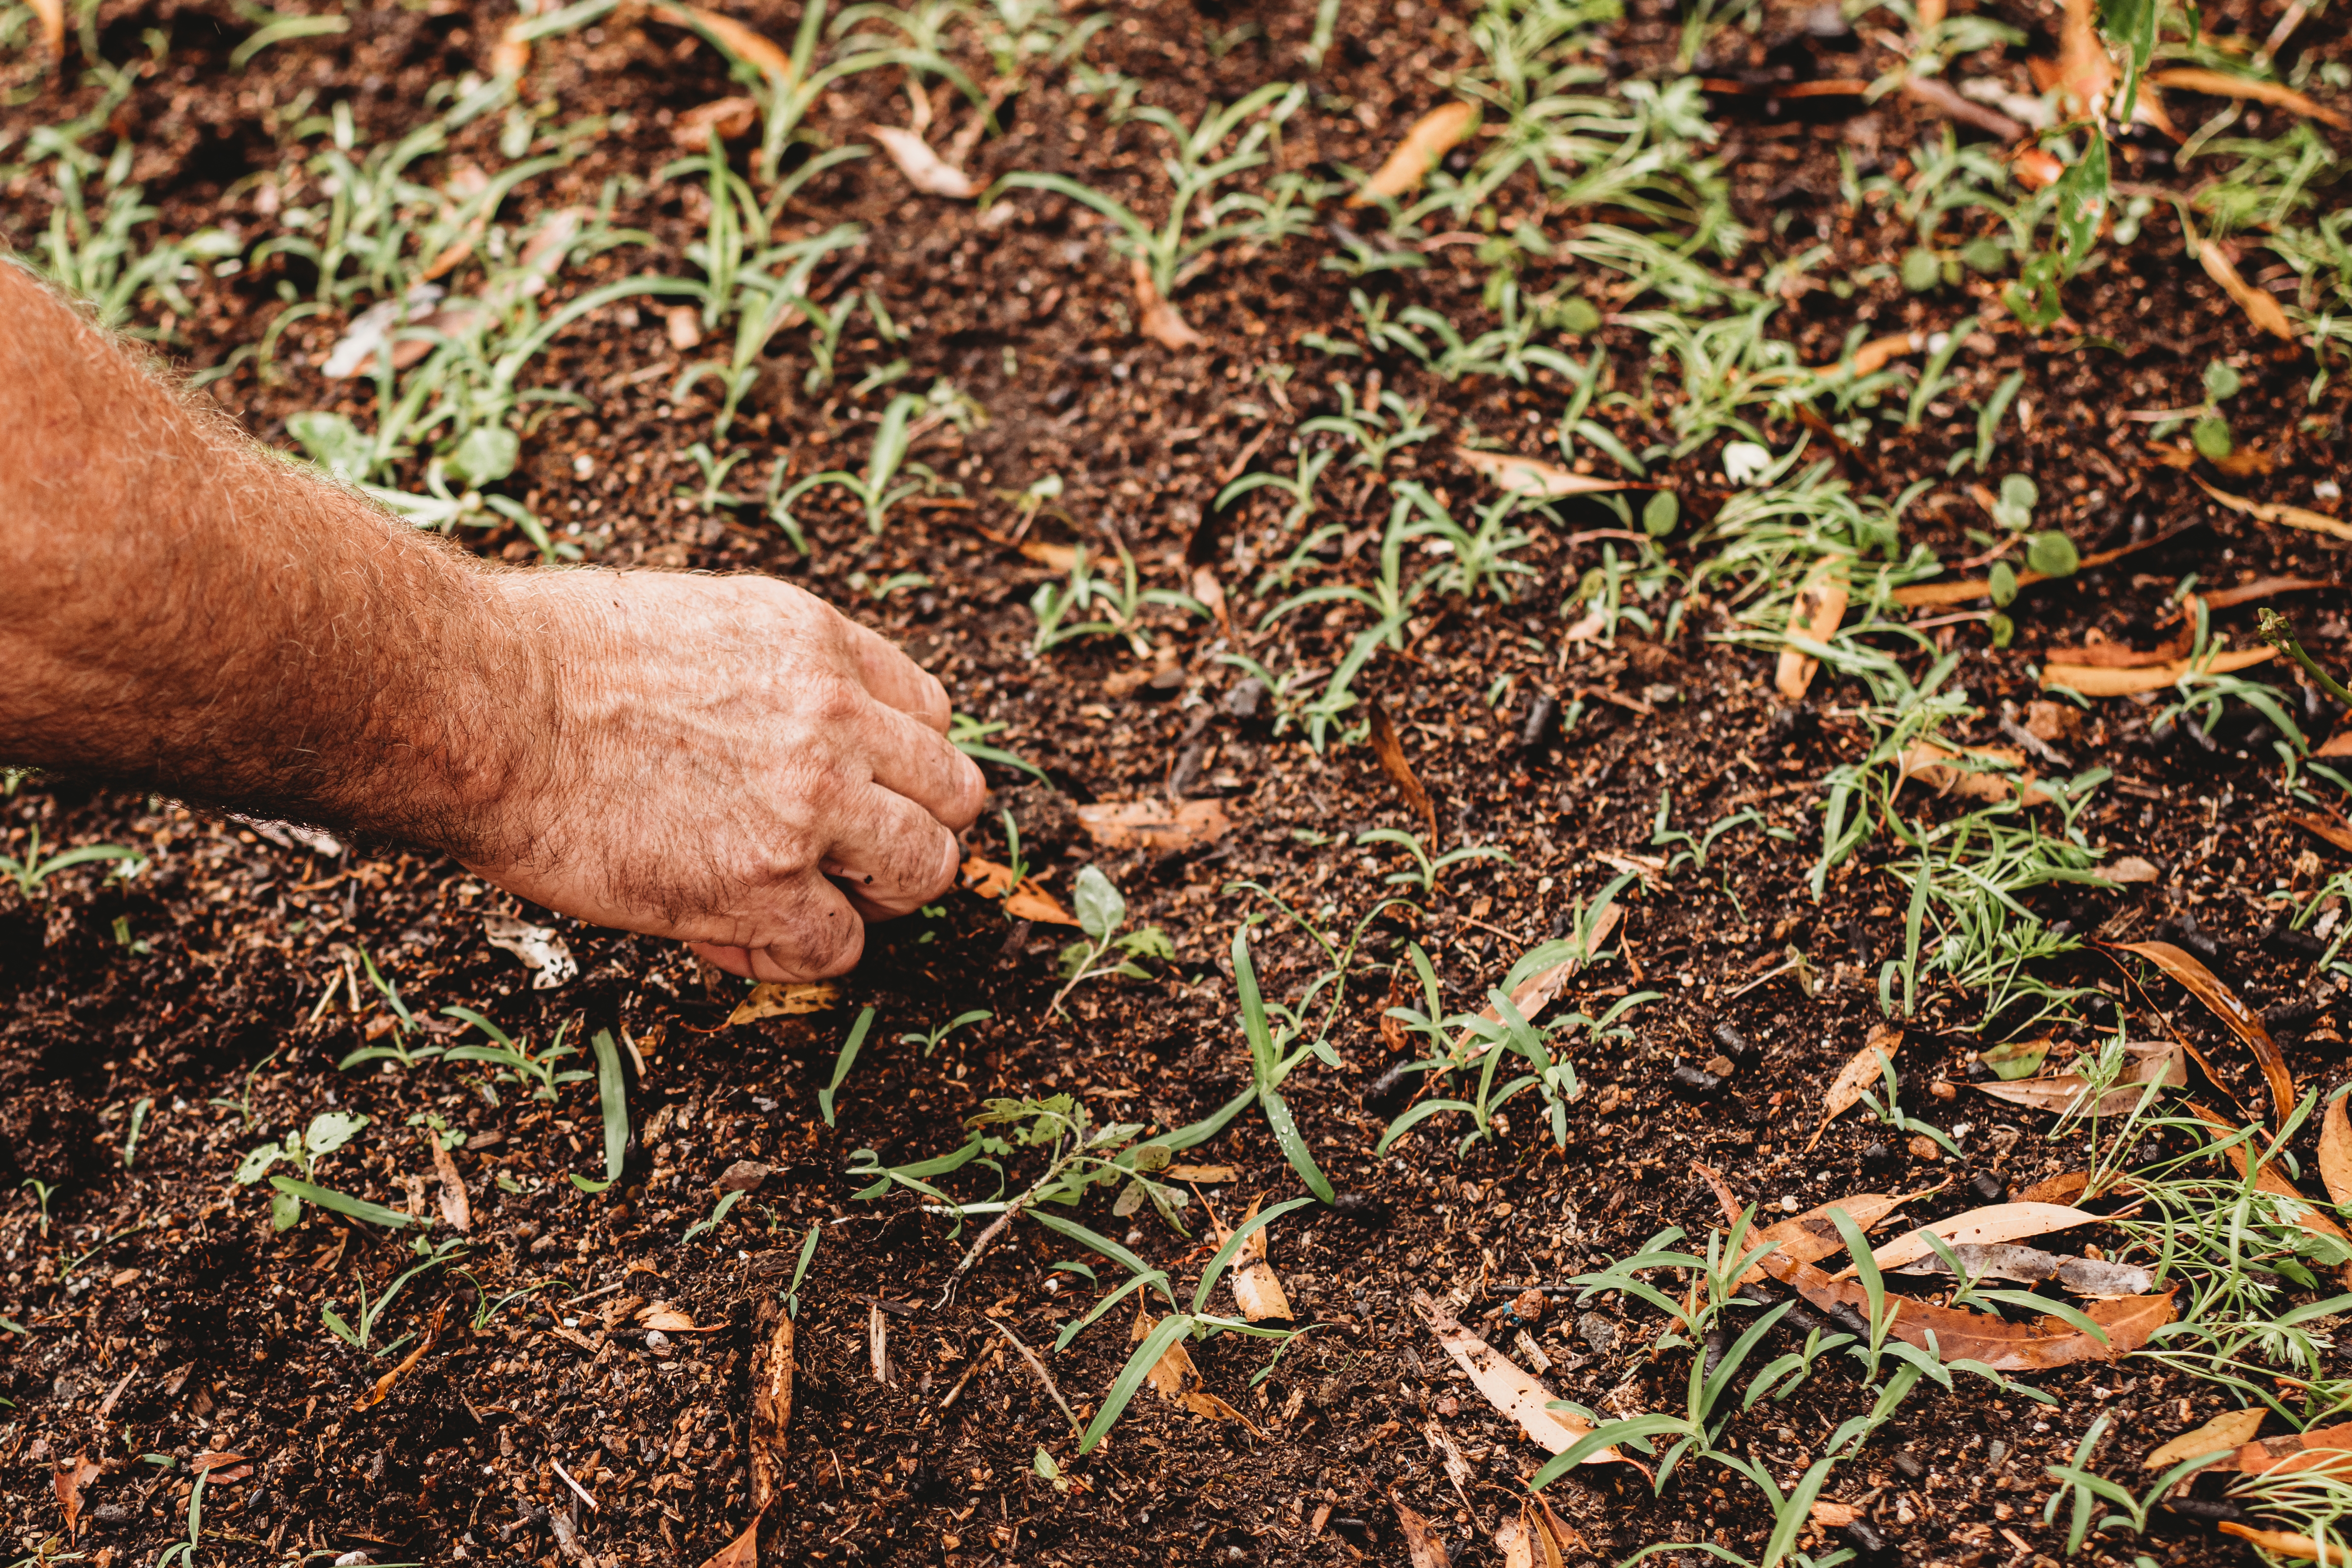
xmin=1969 ymin=1170 xmax=2006 ymax=1204
xmin=1669 ymin=1061 xmax=1723 ymax=1099
xmin=1929 ymin=1079 xmax=1957 ymax=1100
xmin=1711 ymin=1022 xmax=1756 ymax=1063
xmin=1906 ymin=1135 xmax=1939 ymax=1161
xmin=716 ymin=1160 xmax=773 ymax=1193
xmin=1435 ymin=1394 xmax=1459 ymax=1417
xmin=1704 ymin=1053 xmax=1735 ymax=1077
xmin=1577 ymin=1311 xmax=1616 ymax=1356
xmin=1513 ymin=1288 xmax=1548 ymax=1325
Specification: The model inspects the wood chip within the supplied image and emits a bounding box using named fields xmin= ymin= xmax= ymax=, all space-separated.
xmin=1348 ymin=101 xmax=1479 ymax=205
xmin=869 ymin=126 xmax=978 ymax=199
xmin=2040 ymin=646 xmax=2275 ymax=697
xmin=1776 ymin=561 xmax=1848 ymax=700
xmin=1455 ymin=447 xmax=1633 ymax=500
xmin=750 ymin=1307 xmax=795 ymax=1510
xmin=2285 ymin=806 xmax=2352 ymax=855
xmin=2198 ymin=239 xmax=2296 ymax=340
xmin=430 ymin=1131 xmax=471 ymax=1233
xmin=1131 ymin=256 xmax=1204 ymax=350
xmin=2193 ymin=475 xmax=2352 ymax=544
xmin=1809 ymin=1024 xmax=1900 ymax=1151
xmin=1073 ymin=799 xmax=1231 ymax=853
xmin=2150 ymin=66 xmax=2351 ymax=130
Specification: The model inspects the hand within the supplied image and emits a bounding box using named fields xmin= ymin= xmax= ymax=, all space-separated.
xmin=472 ymin=570 xmax=986 ymax=982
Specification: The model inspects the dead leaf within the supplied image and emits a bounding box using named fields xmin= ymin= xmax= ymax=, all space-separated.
xmin=1892 ymin=529 xmax=2187 ymax=607
xmin=726 ymin=980 xmax=844 ymax=1025
xmin=750 ymin=1307 xmax=794 ymax=1509
xmin=2223 ymin=1422 xmax=2352 ymax=1478
xmin=2199 ymin=576 xmax=2340 ymax=611
xmin=2041 ymin=631 xmax=2191 ymax=669
xmin=2105 ymin=857 xmax=2162 ymax=883
xmin=1526 ymin=1495 xmax=1588 ymax=1563
xmin=869 ymin=125 xmax=978 ymax=199
xmin=1776 ymin=562 xmax=1849 ymax=701
xmin=1134 ymin=1309 xmax=1262 ymax=1431
xmin=651 ymin=1 xmax=794 ymax=82
xmin=354 ymin=1301 xmax=445 ymax=1410
xmin=1447 ymin=904 xmax=1624 ymax=1061
xmin=1822 ymin=331 xmax=1924 ymax=377
xmin=1846 ymin=1202 xmax=2107 ymax=1278
xmin=2188 ymin=1102 xmax=2352 ymax=1288
xmin=2199 ymin=239 xmax=2296 ymax=340
xmin=2012 ymin=146 xmax=2065 ymax=191
xmin=2047 ymin=0 xmax=2115 ymax=118
xmin=1165 ymin=1163 xmax=1235 ymax=1183
xmin=1690 ymin=1164 xmax=1929 ymax=1285
xmin=692 ymin=1515 xmax=765 ymax=1568
xmin=1704 ymin=1171 xmax=2174 ymax=1369
xmin=1074 ymin=799 xmax=1231 ymax=853
xmin=2040 ymin=645 xmax=2275 ymax=697
xmin=1898 ymin=740 xmax=2050 ymax=805
xmin=1890 ymin=1241 xmax=2155 ymax=1298
xmin=2144 ymin=1407 xmax=2267 ymax=1470
xmin=639 ymin=1306 xmax=720 ymax=1332
xmin=1455 ymin=446 xmax=1633 ymax=500
xmin=1191 ymin=562 xmax=1234 ymax=642
xmin=959 ymin=856 xmax=1080 ymax=925
xmin=29 ymin=0 xmax=61 ymax=55
xmin=2113 ymin=941 xmax=2293 ymax=1126
xmin=1131 ymin=256 xmax=1204 ymax=350
xmin=1216 ymin=1196 xmax=1294 ymax=1323
xmin=1410 ymin=1291 xmax=1633 ymax=1466
xmin=190 ymin=1451 xmax=253 ymax=1482
xmin=2218 ymin=1521 xmax=2332 ymax=1560
xmin=1397 ymin=1503 xmax=1452 ymax=1568
xmin=1349 ymin=101 xmax=1480 ymax=206
xmin=2194 ymin=475 xmax=2352 ymax=544
xmin=2286 ymin=806 xmax=2352 ymax=855
xmin=1370 ymin=699 xmax=1437 ymax=839
xmin=54 ymin=1453 xmax=98 ymax=1539
xmin=673 ymin=96 xmax=760 ymax=150
xmin=483 ymin=913 xmax=577 ymax=990
xmin=2322 ymin=1096 xmax=2352 ymax=1209
xmin=1968 ymin=1037 xmax=2184 ymax=1117
xmin=1496 ymin=1511 xmax=1536 ymax=1568
xmin=430 ymin=1132 xmax=471 ymax=1233
xmin=2150 ymin=67 xmax=2351 ymax=130
xmin=1809 ymin=1025 xmax=1901 ymax=1151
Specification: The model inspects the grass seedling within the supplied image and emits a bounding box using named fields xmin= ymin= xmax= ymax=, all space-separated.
xmin=236 ymin=1109 xmax=418 ymax=1231
xmin=323 ymin=1236 xmax=468 ymax=1356
xmin=120 ymin=1096 xmax=152 ymax=1169
xmin=569 ymin=1029 xmax=626 ymax=1193
xmin=782 ymin=1220 xmax=821 ymax=1318
xmin=18 ymin=1179 xmax=54 ymax=1238
xmin=901 ymin=1008 xmax=991 ymax=1057
xmin=681 ymin=1189 xmax=744 ymax=1245
xmin=949 ymin=713 xmax=1047 ymax=782
xmin=770 ymin=391 xmax=940 ymax=547
xmin=151 ymin=1464 xmax=207 ymax=1568
xmin=337 ymin=947 xmax=441 ymax=1070
xmin=818 ymin=1006 xmax=878 ymax=1126
xmin=1047 ymin=866 xmax=1172 ymax=1017
xmin=0 ymin=825 xmax=141 ymax=899
xmin=1354 ymin=827 xmax=1513 ymax=896
xmin=439 ymin=1008 xmax=591 ymax=1102
xmin=1029 ymin=541 xmax=1207 ymax=656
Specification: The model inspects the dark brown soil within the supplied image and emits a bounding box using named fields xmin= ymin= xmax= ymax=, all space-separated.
xmin=5 ymin=0 xmax=2352 ymax=1565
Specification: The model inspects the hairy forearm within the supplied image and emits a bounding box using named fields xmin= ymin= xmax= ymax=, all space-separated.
xmin=0 ymin=261 xmax=544 ymax=857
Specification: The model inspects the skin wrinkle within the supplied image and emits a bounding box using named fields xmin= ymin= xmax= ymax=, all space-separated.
xmin=0 ymin=264 xmax=983 ymax=981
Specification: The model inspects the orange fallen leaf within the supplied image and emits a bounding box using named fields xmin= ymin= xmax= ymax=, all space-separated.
xmin=640 ymin=1305 xmax=721 ymax=1332
xmin=1448 ymin=904 xmax=1624 ymax=1061
xmin=870 ymin=125 xmax=978 ymax=199
xmin=2193 ymin=475 xmax=2352 ymax=544
xmin=190 ymin=1451 xmax=252 ymax=1482
xmin=2151 ymin=67 xmax=2351 ymax=130
xmin=1776 ymin=561 xmax=1848 ymax=700
xmin=2218 ymin=1521 xmax=2334 ymax=1560
xmin=1809 ymin=1025 xmax=1901 ymax=1151
xmin=693 ymin=1516 xmax=765 ymax=1568
xmin=2224 ymin=1422 xmax=2352 ymax=1478
xmin=491 ymin=19 xmax=532 ymax=78
xmin=1455 ymin=446 xmax=1634 ymax=500
xmin=2285 ymin=806 xmax=2352 ymax=855
xmin=673 ymin=96 xmax=760 ymax=150
xmin=54 ymin=1453 xmax=98 ymax=1539
xmin=2322 ymin=1095 xmax=2352 ymax=1209
xmin=2113 ymin=942 xmax=2293 ymax=1126
xmin=1410 ymin=1292 xmax=1632 ymax=1466
xmin=1164 ymin=1162 xmax=1235 ymax=1183
xmin=2188 ymin=1102 xmax=2352 ymax=1288
xmin=652 ymin=1 xmax=794 ymax=82
xmin=1073 ymin=798 xmax=1231 ymax=853
xmin=1397 ymin=1503 xmax=1452 ymax=1568
xmin=1213 ymin=1196 xmax=1294 ymax=1323
xmin=1893 ymin=529 xmax=2188 ymax=608
xmin=1968 ymin=1039 xmax=2184 ymax=1117
xmin=1898 ymin=740 xmax=2051 ymax=805
xmin=1132 ymin=256 xmax=1204 ymax=350
xmin=1690 ymin=1162 xmax=1930 ymax=1285
xmin=2012 ymin=146 xmax=2066 ymax=191
xmin=430 ymin=1131 xmax=471 ymax=1234
xmin=1136 ymin=1308 xmax=1262 ymax=1431
xmin=1369 ymin=699 xmax=1437 ymax=840
xmin=2199 ymin=239 xmax=2296 ymax=340
xmin=354 ymin=1301 xmax=445 ymax=1410
xmin=959 ymin=856 xmax=1079 ymax=925
xmin=1349 ymin=101 xmax=1480 ymax=206
xmin=2040 ymin=645 xmax=2275 ymax=697
xmin=726 ymin=980 xmax=843 ymax=1025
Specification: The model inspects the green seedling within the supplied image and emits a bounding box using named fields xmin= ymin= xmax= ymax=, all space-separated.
xmin=1353 ymin=827 xmax=1513 ymax=896
xmin=151 ymin=1464 xmax=207 ymax=1568
xmin=19 ymin=1179 xmax=55 ymax=1238
xmin=949 ymin=714 xmax=1047 ymax=783
xmin=338 ymin=947 xmax=442 ymax=1070
xmin=237 ymin=1110 xmax=414 ymax=1231
xmin=440 ymin=1008 xmax=591 ymax=1101
xmin=1047 ymin=866 xmax=1172 ymax=1017
xmin=323 ymin=1236 xmax=468 ymax=1356
xmin=818 ymin=1006 xmax=878 ymax=1126
xmin=207 ymin=1047 xmax=279 ymax=1128
xmin=0 ymin=825 xmax=142 ymax=899
xmin=120 ymin=1096 xmax=152 ymax=1170
xmin=781 ymin=1220 xmax=821 ymax=1318
xmin=770 ymin=391 xmax=942 ymax=546
xmin=681 ymin=1189 xmax=744 ymax=1245
xmin=675 ymin=443 xmax=752 ymax=512
xmin=902 ymin=1009 xmax=991 ymax=1057
xmin=1029 ymin=540 xmax=1207 ymax=657
xmin=570 ymin=1029 xmax=626 ymax=1193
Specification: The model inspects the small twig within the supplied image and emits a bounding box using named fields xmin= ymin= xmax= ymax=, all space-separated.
xmin=938 ymin=1339 xmax=1002 ymax=1410
xmin=937 ymin=1199 xmax=1027 ymax=1307
xmin=985 ymin=1318 xmax=1084 ymax=1435
xmin=550 ymin=1456 xmax=599 ymax=1513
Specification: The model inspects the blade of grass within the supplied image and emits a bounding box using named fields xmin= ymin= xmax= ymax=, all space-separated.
xmin=819 ymin=1006 xmax=877 ymax=1127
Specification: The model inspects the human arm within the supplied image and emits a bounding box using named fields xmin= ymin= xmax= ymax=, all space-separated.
xmin=0 ymin=261 xmax=985 ymax=980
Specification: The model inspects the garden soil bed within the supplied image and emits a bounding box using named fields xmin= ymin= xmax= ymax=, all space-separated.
xmin=5 ymin=0 xmax=2352 ymax=1564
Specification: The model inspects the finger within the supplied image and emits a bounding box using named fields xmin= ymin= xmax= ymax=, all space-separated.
xmin=818 ymin=782 xmax=964 ymax=917
xmin=861 ymin=700 xmax=988 ymax=830
xmin=840 ymin=616 xmax=952 ymax=732
xmin=685 ymin=869 xmax=868 ymax=982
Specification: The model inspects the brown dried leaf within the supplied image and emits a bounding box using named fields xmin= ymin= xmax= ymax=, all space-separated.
xmin=2286 ymin=806 xmax=2352 ymax=855
xmin=354 ymin=1301 xmax=445 ymax=1410
xmin=673 ymin=96 xmax=760 ymax=150
xmin=1899 ymin=741 xmax=2050 ymax=806
xmin=2193 ymin=475 xmax=2352 ymax=544
xmin=1846 ymin=1202 xmax=2106 ymax=1278
xmin=2199 ymin=239 xmax=2296 ymax=340
xmin=2049 ymin=0 xmax=2116 ymax=117
xmin=652 ymin=1 xmax=794 ymax=82
xmin=1968 ymin=1038 xmax=2184 ymax=1117
xmin=1893 ymin=530 xmax=2186 ymax=608
xmin=2150 ymin=67 xmax=2351 ymax=130
xmin=1410 ymin=1291 xmax=1632 ymax=1465
xmin=2322 ymin=1095 xmax=2352 ymax=1209
xmin=959 ymin=856 xmax=1079 ymax=926
xmin=2199 ymin=575 xmax=2340 ymax=610
xmin=1496 ymin=1511 xmax=1537 ymax=1568
xmin=1397 ymin=1503 xmax=1452 ymax=1568
xmin=1074 ymin=799 xmax=1231 ymax=853
xmin=1134 ymin=1310 xmax=1261 ymax=1431
xmin=750 ymin=1308 xmax=795 ymax=1510
xmin=640 ymin=1306 xmax=719 ymax=1332
xmin=1690 ymin=1162 xmax=1925 ymax=1284
xmin=2114 ymin=940 xmax=2294 ymax=1125
xmin=1821 ymin=330 xmax=1924 ymax=377
xmin=1889 ymin=1241 xmax=2155 ymax=1298
xmin=1131 ymin=256 xmax=1204 ymax=349
xmin=2189 ymin=1102 xmax=2352 ymax=1289
xmin=693 ymin=1515 xmax=765 ymax=1568
xmin=869 ymin=126 xmax=978 ymax=199
xmin=2225 ymin=1422 xmax=2352 ymax=1477
xmin=54 ymin=1453 xmax=98 ymax=1539
xmin=1447 ymin=904 xmax=1625 ymax=1061
xmin=430 ymin=1132 xmax=471 ymax=1233
xmin=2144 ymin=1407 xmax=2267 ymax=1471
xmin=1454 ymin=446 xmax=1633 ymax=500
xmin=1527 ymin=1495 xmax=1588 ymax=1563
xmin=190 ymin=1451 xmax=252 ymax=1482
xmin=1809 ymin=1025 xmax=1901 ymax=1151
xmin=2041 ymin=645 xmax=2276 ymax=696
xmin=1348 ymin=101 xmax=1480 ymax=206
xmin=1776 ymin=562 xmax=1848 ymax=701
xmin=1164 ymin=1162 xmax=1235 ymax=1183
xmin=726 ymin=980 xmax=843 ymax=1025
xmin=1216 ymin=1196 xmax=1294 ymax=1323
xmin=1370 ymin=699 xmax=1437 ymax=839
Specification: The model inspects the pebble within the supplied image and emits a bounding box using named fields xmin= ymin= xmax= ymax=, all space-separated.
xmin=1968 ymin=1170 xmax=2005 ymax=1204
xmin=1905 ymin=1135 xmax=1938 ymax=1161
xmin=1577 ymin=1312 xmax=1616 ymax=1356
xmin=716 ymin=1160 xmax=773 ymax=1193
xmin=1712 ymin=1022 xmax=1756 ymax=1064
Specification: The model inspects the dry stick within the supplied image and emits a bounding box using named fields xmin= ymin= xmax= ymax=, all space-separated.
xmin=938 ymin=1339 xmax=1002 ymax=1410
xmin=1901 ymin=74 xmax=2028 ymax=142
xmin=985 ymin=1317 xmax=1084 ymax=1435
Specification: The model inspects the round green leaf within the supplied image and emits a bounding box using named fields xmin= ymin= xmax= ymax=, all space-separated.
xmin=1641 ymin=490 xmax=1679 ymax=537
xmin=2025 ymin=532 xmax=2079 ymax=578
xmin=1901 ymin=247 xmax=1942 ymax=293
xmin=1072 ymin=864 xmax=1126 ymax=942
xmin=2203 ymin=360 xmax=2242 ymax=403
xmin=1989 ymin=611 xmax=2015 ymax=650
xmin=1549 ymin=296 xmax=1601 ymax=334
xmin=1959 ymin=236 xmax=2006 ymax=273
xmin=2192 ymin=416 xmax=2233 ymax=461
xmin=1989 ymin=561 xmax=2019 ymax=609
xmin=450 ymin=425 xmax=520 ymax=486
